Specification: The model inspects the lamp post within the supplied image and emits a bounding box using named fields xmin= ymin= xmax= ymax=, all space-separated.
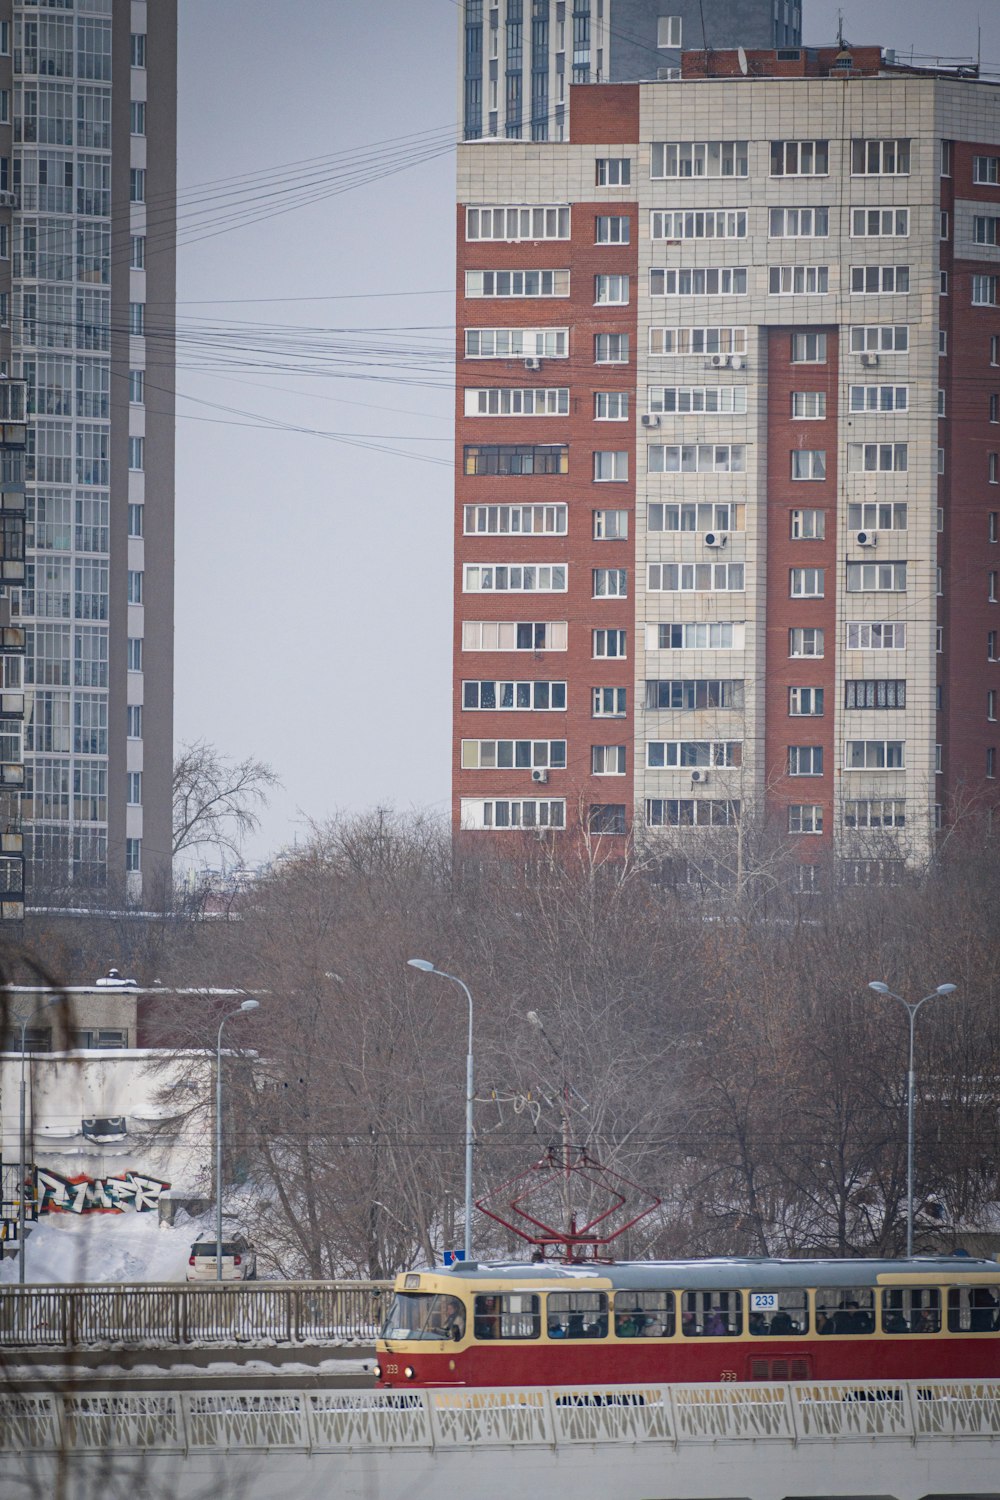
xmin=11 ymin=997 xmax=58 ymax=1286
xmin=407 ymin=959 xmax=474 ymax=1263
xmin=867 ymin=980 xmax=957 ymax=1259
xmin=215 ymin=999 xmax=259 ymax=1281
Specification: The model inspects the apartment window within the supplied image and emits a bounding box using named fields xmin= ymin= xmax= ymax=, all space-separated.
xmin=128 ymin=504 xmax=143 ymax=538
xmin=847 ymin=622 xmax=905 ymax=651
xmin=595 ymin=216 xmax=630 ymax=244
xmin=648 ymin=501 xmax=744 ymax=532
xmin=592 ymin=745 xmax=626 ymax=775
xmin=846 ymin=562 xmax=907 ymax=592
xmin=465 ymin=328 xmax=568 ymax=358
xmin=974 ymin=155 xmax=1000 ymax=184
xmin=791 ymin=393 xmax=826 ymax=420
xmin=594 ymin=451 xmax=628 ymax=481
xmin=593 ymin=687 xmax=627 ymax=717
xmin=657 ymin=15 xmax=682 ymax=46
xmin=125 ymin=837 xmax=141 ymax=872
xmin=769 ymin=207 xmax=829 ymax=237
xmin=127 ymin=638 xmax=143 ymax=672
xmin=593 ymin=568 xmax=627 ymax=598
xmin=847 ymin=502 xmax=907 ymax=531
xmin=791 ymin=451 xmax=826 ymax=481
xmin=127 ymin=570 xmax=143 ymax=605
xmin=791 ymin=332 xmax=827 ymax=363
xmin=126 ymin=705 xmax=142 ymax=739
xmin=651 ymin=209 xmax=747 ymax=240
xmin=789 ymin=686 xmax=824 ymax=715
xmin=847 ymin=443 xmax=907 ymax=473
xmin=463 ymin=564 xmax=566 ymax=593
xmin=588 ymin=804 xmax=627 ymax=836
xmin=130 ymin=236 xmax=145 ymax=270
xmin=461 ymin=799 xmax=565 ymax=831
xmin=992 ymin=397 xmax=1000 ymax=426
xmin=988 ymin=748 xmax=997 ymax=780
xmin=127 ymin=772 xmax=142 ymax=805
xmin=850 ymin=265 xmax=909 ymax=295
xmin=466 ymin=206 xmax=570 ymax=241
xmin=649 ymin=444 xmax=744 ymax=474
xmin=937 ymin=565 xmax=944 ymax=597
xmin=845 ymin=679 xmax=906 ymax=709
xmin=0 ymin=22 xmax=8 ymax=56
xmin=974 ymin=216 xmax=1000 ymax=245
xmin=851 ymin=208 xmax=909 ymax=237
xmin=646 ymin=799 xmax=740 ymax=828
xmin=127 ymin=437 xmax=144 ymax=471
xmin=651 ymin=141 xmax=749 ymax=178
xmin=789 ymin=746 xmax=823 ymax=776
xmin=991 ymin=512 xmax=999 ymax=543
xmin=461 ymin=739 xmax=566 ymax=771
xmin=941 ymin=140 xmax=953 ymax=176
xmin=593 ymin=509 xmax=628 ymax=539
xmin=129 ymin=302 xmax=145 ymax=336
xmin=991 ymin=571 xmax=999 ymax=604
xmin=941 ymin=270 xmax=949 ymax=296
xmin=462 ymin=680 xmax=566 ymax=712
xmin=789 ymin=628 xmax=824 ymax=657
xmin=790 ymin=509 xmax=825 ymax=539
xmin=593 ymin=629 xmax=627 ymax=658
xmin=652 ymin=267 xmax=748 ymax=296
xmin=464 ymin=504 xmax=567 ymax=536
xmin=936 ymin=745 xmax=943 ymax=775
xmin=789 ymin=805 xmax=823 ymax=834
xmin=790 ymin=568 xmax=824 ymax=598
xmin=465 ymin=387 xmax=569 ymax=417
xmin=852 ymin=139 xmax=910 ymax=175
xmin=649 ymin=326 xmax=747 ymax=358
xmin=125 ymin=369 xmax=145 ymax=406
xmin=770 ymin=140 xmax=829 ymax=176
xmin=940 ymin=331 xmax=948 ymax=355
xmin=849 ymin=385 xmax=908 ymax=413
xmin=596 ymin=158 xmax=631 ymax=186
xmin=645 ymin=679 xmax=744 ymax=711
xmin=992 ymin=454 xmax=1000 ymax=485
xmin=130 ymin=101 xmax=146 ymax=136
xmin=594 ymin=392 xmax=628 ymax=421
xmin=130 ymin=33 xmax=146 ymax=67
xmin=465 ymin=269 xmax=570 ymax=298
xmin=461 ymin=621 xmax=567 ymax=652
xmin=647 ymin=562 xmax=744 ymax=593
xmin=647 ymin=741 xmax=742 ymax=769
xmin=989 ymin=689 xmax=997 ymax=722
xmin=769 ymin=265 xmax=829 ymax=295
xmin=937 ymin=507 xmax=945 ymax=533
xmin=595 ymin=333 xmax=629 ymax=363
xmin=129 ymin=168 xmax=145 ymax=204
xmin=844 ymin=799 xmax=906 ymax=829
xmin=648 ymin=387 xmax=747 ymax=417
xmin=849 ymin=325 xmax=908 ymax=353
xmin=845 ymin=740 xmax=905 ymax=770
xmin=463 ymin=444 xmax=567 ymax=476
xmin=973 ymin=277 xmax=999 ymax=307
xmin=595 ymin=275 xmax=629 ymax=305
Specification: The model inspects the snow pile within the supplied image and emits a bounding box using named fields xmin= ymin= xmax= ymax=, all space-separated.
xmin=0 ymin=1206 xmax=217 ymax=1284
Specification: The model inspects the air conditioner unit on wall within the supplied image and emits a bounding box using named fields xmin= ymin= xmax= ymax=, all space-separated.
xmin=856 ymin=530 xmax=878 ymax=547
xmin=531 ymin=767 xmax=549 ymax=784
xmin=641 ymin=413 xmax=661 ymax=427
xmin=523 ymin=357 xmax=542 ymax=371
xmin=860 ymin=351 xmax=880 ymax=367
xmin=704 ymin=532 xmax=728 ymax=548
xmin=709 ymin=353 xmax=731 ymax=369
xmin=691 ymin=769 xmax=710 ymax=784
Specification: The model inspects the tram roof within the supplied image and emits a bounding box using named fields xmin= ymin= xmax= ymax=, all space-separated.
xmin=422 ymin=1256 xmax=1000 ymax=1291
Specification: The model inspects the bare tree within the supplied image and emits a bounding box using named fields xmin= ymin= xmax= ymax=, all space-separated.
xmin=172 ymin=741 xmax=280 ymax=864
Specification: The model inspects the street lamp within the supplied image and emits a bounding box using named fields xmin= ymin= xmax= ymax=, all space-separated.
xmin=10 ymin=998 xmax=59 ymax=1285
xmin=407 ymin=958 xmax=474 ymax=1263
xmin=215 ymin=998 xmax=259 ymax=1281
xmin=867 ymin=980 xmax=958 ymax=1259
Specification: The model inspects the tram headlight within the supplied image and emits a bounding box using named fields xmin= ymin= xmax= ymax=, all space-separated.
xmin=404 ymin=1366 xmax=415 ymax=1380
xmin=372 ymin=1364 xmax=382 ymax=1379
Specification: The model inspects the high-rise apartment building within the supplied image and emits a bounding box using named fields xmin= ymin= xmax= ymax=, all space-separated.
xmin=461 ymin=0 xmax=801 ymax=142
xmin=0 ymin=0 xmax=175 ymax=912
xmin=453 ymin=42 xmax=1000 ymax=880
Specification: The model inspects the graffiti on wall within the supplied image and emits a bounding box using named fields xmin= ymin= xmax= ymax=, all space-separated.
xmin=36 ymin=1167 xmax=171 ymax=1215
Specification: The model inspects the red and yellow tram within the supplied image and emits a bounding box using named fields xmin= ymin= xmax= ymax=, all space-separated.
xmin=375 ymin=1255 xmax=1000 ymax=1388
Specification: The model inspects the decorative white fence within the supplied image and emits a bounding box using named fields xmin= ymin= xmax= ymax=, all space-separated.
xmin=2 ymin=1381 xmax=999 ymax=1455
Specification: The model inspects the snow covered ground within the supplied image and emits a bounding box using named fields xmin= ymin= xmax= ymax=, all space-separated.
xmin=0 ymin=1206 xmax=217 ymax=1284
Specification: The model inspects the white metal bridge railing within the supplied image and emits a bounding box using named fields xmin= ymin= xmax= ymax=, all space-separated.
xmin=0 ymin=1281 xmax=392 ymax=1347
xmin=1 ymin=1382 xmax=999 ymax=1454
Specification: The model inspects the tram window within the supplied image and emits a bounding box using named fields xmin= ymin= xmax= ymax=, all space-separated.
xmin=947 ymin=1285 xmax=1000 ymax=1333
xmin=546 ymin=1291 xmax=608 ymax=1339
xmin=382 ymin=1292 xmax=466 ymax=1342
xmin=815 ymin=1287 xmax=875 ymax=1335
xmin=613 ymin=1291 xmax=675 ymax=1337
xmin=748 ymin=1289 xmax=808 ymax=1336
xmin=881 ymin=1287 xmax=940 ymax=1334
xmin=473 ymin=1292 xmax=540 ymax=1340
xmin=681 ymin=1290 xmax=742 ymax=1337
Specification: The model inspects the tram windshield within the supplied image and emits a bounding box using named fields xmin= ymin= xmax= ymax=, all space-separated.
xmin=381 ymin=1292 xmax=466 ymax=1341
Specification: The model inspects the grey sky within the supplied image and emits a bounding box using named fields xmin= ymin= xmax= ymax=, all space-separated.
xmin=174 ymin=0 xmax=1000 ymax=864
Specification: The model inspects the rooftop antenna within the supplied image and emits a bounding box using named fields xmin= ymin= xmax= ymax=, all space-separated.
xmin=837 ymin=9 xmax=844 ymax=48
xmin=698 ymin=0 xmax=709 ymax=57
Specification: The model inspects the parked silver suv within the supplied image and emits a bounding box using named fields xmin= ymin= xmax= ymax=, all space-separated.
xmin=186 ymin=1233 xmax=257 ymax=1281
